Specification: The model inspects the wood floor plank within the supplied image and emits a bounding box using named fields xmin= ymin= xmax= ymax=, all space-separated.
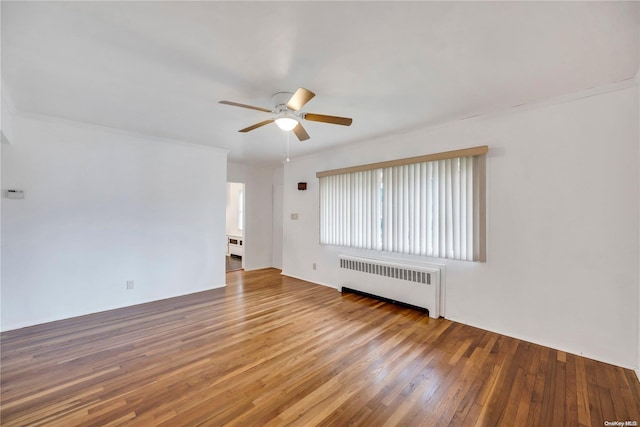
xmin=619 ymin=368 xmax=640 ymax=420
xmin=576 ymin=355 xmax=593 ymax=427
xmin=585 ymin=358 xmax=606 ymax=426
xmin=1 ymin=268 xmax=639 ymax=426
xmin=564 ymin=353 xmax=580 ymax=427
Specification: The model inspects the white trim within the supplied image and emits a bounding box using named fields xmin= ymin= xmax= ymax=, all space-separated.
xmin=278 ymin=272 xmax=635 ymax=369
xmin=290 ymin=79 xmax=637 ymax=166
xmin=1 ymin=80 xmax=17 ymax=144
xmin=637 ymin=58 xmax=640 ymax=385
xmin=9 ymin=110 xmax=230 ymax=154
xmin=280 ymin=271 xmax=338 ymax=291
xmin=241 ymin=262 xmax=279 ymax=272
xmin=474 ymin=79 xmax=636 ymax=121
xmin=445 ymin=313 xmax=636 ymax=371
xmin=1 ymin=86 xmax=17 ymax=116
xmin=0 ymin=283 xmax=226 ymax=333
xmin=636 ymin=43 xmax=640 ymax=384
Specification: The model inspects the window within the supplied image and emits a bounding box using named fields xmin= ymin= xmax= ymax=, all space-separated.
xmin=238 ymin=190 xmax=244 ymax=231
xmin=317 ymin=146 xmax=487 ymax=262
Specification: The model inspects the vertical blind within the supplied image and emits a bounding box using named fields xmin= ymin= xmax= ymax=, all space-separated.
xmin=319 ymin=170 xmax=381 ymax=249
xmin=319 ymin=153 xmax=485 ymax=261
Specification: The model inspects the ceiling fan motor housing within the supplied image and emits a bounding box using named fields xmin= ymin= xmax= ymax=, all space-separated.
xmin=272 ymin=92 xmax=301 ymax=126
xmin=272 ymin=92 xmax=294 ymax=112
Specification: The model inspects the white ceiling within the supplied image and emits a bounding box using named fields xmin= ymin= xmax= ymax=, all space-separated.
xmin=2 ymin=1 xmax=639 ymax=166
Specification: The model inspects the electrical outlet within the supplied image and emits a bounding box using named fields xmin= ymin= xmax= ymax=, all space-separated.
xmin=126 ymin=280 xmax=134 ymax=290
xmin=312 ymin=263 xmax=317 ymax=270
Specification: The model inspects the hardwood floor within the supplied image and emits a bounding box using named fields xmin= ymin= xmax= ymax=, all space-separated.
xmin=2 ymin=268 xmax=639 ymax=426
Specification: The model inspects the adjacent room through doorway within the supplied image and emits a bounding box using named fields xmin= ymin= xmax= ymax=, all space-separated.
xmin=225 ymin=182 xmax=245 ymax=272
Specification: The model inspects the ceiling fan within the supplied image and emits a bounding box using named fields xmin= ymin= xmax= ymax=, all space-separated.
xmin=219 ymin=88 xmax=352 ymax=141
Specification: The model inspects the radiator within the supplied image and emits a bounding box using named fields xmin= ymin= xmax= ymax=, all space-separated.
xmin=338 ymin=255 xmax=442 ymax=318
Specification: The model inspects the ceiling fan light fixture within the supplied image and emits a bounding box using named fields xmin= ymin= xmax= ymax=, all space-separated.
xmin=219 ymin=87 xmax=352 ymax=141
xmin=275 ymin=117 xmax=298 ymax=131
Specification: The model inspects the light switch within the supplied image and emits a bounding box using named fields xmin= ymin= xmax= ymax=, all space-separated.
xmin=291 ymin=213 xmax=299 ymax=220
xmin=5 ymin=190 xmax=24 ymax=199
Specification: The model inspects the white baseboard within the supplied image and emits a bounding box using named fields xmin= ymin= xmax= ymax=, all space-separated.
xmin=279 ymin=271 xmax=338 ymax=290
xmin=1 ymin=283 xmax=226 ymax=333
xmin=445 ymin=313 xmax=635 ymax=371
xmin=279 ymin=272 xmax=636 ymax=372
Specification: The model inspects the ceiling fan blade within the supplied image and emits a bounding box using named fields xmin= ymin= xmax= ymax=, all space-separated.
xmin=292 ymin=123 xmax=310 ymax=141
xmin=304 ymin=113 xmax=353 ymax=126
xmin=286 ymin=88 xmax=316 ymax=111
xmin=219 ymin=100 xmax=272 ymax=113
xmin=239 ymin=119 xmax=274 ymax=133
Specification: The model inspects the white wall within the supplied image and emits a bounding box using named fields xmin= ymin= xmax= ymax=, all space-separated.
xmin=226 ymin=182 xmax=244 ymax=237
xmin=272 ymin=167 xmax=284 ymax=270
xmin=282 ymin=85 xmax=639 ymax=369
xmin=227 ymin=162 xmax=273 ymax=271
xmin=1 ymin=82 xmax=13 ymax=327
xmin=0 ymin=87 xmax=7 ymax=328
xmin=637 ymin=73 xmax=640 ymax=380
xmin=1 ymin=113 xmax=228 ymax=331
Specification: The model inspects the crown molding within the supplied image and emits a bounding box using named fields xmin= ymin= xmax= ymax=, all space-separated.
xmin=10 ymin=110 xmax=229 ymax=154
xmin=1 ymin=80 xmax=17 ymax=144
xmin=1 ymin=88 xmax=17 ymax=116
xmin=291 ymin=78 xmax=637 ymax=166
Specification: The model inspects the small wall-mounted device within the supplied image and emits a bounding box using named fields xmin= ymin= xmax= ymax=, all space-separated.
xmin=5 ymin=189 xmax=24 ymax=199
xmin=298 ymin=182 xmax=307 ymax=191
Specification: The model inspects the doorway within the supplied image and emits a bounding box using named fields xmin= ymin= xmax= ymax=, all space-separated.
xmin=226 ymin=182 xmax=245 ymax=272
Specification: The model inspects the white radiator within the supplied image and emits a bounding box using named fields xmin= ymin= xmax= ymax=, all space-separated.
xmin=338 ymin=255 xmax=442 ymax=319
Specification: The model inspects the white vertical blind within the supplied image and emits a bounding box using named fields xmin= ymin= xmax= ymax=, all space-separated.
xmin=320 ymin=170 xmax=381 ymax=248
xmin=319 ymin=155 xmax=483 ymax=261
xmin=350 ymin=169 xmax=381 ymax=249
